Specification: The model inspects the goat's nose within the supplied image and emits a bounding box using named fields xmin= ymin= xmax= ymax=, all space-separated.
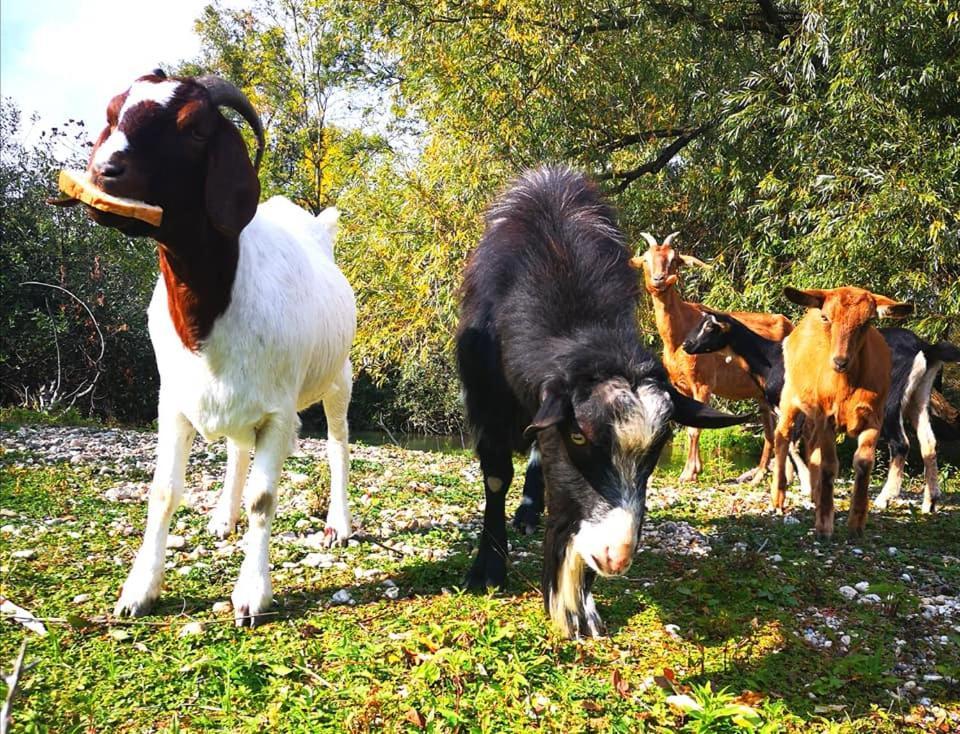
xmin=96 ymin=159 xmax=126 ymax=178
xmin=832 ymin=356 xmax=849 ymax=372
xmin=601 ymin=542 xmax=633 ymax=574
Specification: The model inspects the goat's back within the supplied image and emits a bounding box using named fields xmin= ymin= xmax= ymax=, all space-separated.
xmin=462 ymin=166 xmax=637 ymax=339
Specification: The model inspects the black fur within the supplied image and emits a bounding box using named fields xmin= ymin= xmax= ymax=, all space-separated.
xmin=456 ymin=166 xmax=744 ymax=636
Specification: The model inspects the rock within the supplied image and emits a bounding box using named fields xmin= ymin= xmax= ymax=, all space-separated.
xmin=1 ymin=525 xmax=17 ymax=534
xmin=331 ymin=589 xmax=352 ymax=605
xmin=288 ymin=471 xmax=311 ymax=486
xmin=783 ymin=515 xmax=800 ymax=525
xmin=851 ymin=548 xmax=863 ymax=555
xmin=212 ymin=601 xmax=232 ymax=614
xmin=664 ymin=624 xmax=681 ymax=639
xmin=838 ymin=585 xmax=858 ymax=600
xmin=901 ymin=573 xmax=912 ymax=583
xmin=166 ymin=534 xmax=186 ymax=549
xmin=12 ymin=549 xmax=37 ymax=560
xmin=383 ymin=585 xmax=400 ymax=600
xmin=769 ymin=554 xmax=783 ymax=563
xmin=72 ymin=593 xmax=91 ymax=604
xmin=301 ymin=552 xmax=334 ymax=568
xmin=176 ymin=565 xmax=194 ymax=576
xmin=888 ymin=547 xmax=897 ymax=555
xmin=854 ymin=581 xmax=870 ymax=593
xmin=840 ymin=634 xmax=851 ymax=646
xmin=179 ymin=621 xmax=204 ymax=637
xmin=858 ymin=593 xmax=881 ymax=604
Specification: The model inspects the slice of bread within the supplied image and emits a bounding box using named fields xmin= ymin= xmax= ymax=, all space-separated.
xmin=58 ymin=169 xmax=163 ymax=227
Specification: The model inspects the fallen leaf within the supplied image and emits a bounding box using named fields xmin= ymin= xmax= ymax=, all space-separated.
xmin=581 ymin=700 xmax=603 ymax=712
xmin=612 ymin=669 xmax=630 ymax=698
xmin=404 ymin=708 xmax=425 ymax=728
xmin=736 ymin=690 xmax=765 ymax=706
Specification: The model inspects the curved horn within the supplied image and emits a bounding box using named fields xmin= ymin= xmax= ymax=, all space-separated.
xmin=663 ymin=231 xmax=680 ymax=246
xmin=639 ymin=232 xmax=659 ymax=248
xmin=679 ymin=254 xmax=710 ymax=269
xmin=197 ymin=75 xmax=265 ymax=171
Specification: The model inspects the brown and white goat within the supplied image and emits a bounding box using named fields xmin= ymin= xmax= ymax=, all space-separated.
xmin=772 ymin=287 xmax=912 ymax=538
xmin=631 ymin=233 xmax=793 ymax=482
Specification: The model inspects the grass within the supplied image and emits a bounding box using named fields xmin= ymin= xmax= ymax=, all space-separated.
xmin=1 ymin=415 xmax=958 ymax=733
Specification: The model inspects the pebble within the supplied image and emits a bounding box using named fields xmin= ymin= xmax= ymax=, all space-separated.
xmin=664 ymin=624 xmax=681 ymax=639
xmin=783 ymin=515 xmax=800 ymax=525
xmin=854 ymin=581 xmax=870 ymax=593
xmin=176 ymin=565 xmax=194 ymax=576
xmin=851 ymin=548 xmax=863 ymax=555
xmin=287 ymin=471 xmax=311 ymax=486
xmin=901 ymin=573 xmax=912 ymax=583
xmin=72 ymin=593 xmax=91 ymax=604
xmin=331 ymin=589 xmax=352 ymax=605
xmin=301 ymin=552 xmax=334 ymax=568
xmin=179 ymin=621 xmax=204 ymax=637
xmin=1 ymin=525 xmax=16 ymax=534
xmin=383 ymin=585 xmax=400 ymax=600
xmin=11 ymin=549 xmax=37 ymax=560
xmin=888 ymin=547 xmax=897 ymax=556
xmin=769 ymin=554 xmax=783 ymax=563
xmin=212 ymin=601 xmax=232 ymax=614
xmin=838 ymin=585 xmax=858 ymax=600
xmin=166 ymin=534 xmax=186 ymax=549
xmin=840 ymin=634 xmax=851 ymax=646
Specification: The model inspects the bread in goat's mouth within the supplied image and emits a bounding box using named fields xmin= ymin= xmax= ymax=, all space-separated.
xmin=56 ymin=169 xmax=163 ymax=226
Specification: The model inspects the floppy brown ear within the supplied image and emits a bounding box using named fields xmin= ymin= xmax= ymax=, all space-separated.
xmin=783 ymin=287 xmax=827 ymax=309
xmin=874 ymin=295 xmax=913 ymax=320
xmin=205 ymin=117 xmax=260 ymax=238
xmin=524 ymin=382 xmax=569 ymax=438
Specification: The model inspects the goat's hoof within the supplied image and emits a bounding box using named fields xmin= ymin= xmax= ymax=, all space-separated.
xmin=465 ymin=551 xmax=506 ymax=592
xmin=873 ymin=495 xmax=891 ymax=511
xmin=206 ymin=514 xmax=237 ymax=539
xmin=320 ymin=524 xmax=350 ymax=548
xmin=114 ymin=590 xmax=157 ymax=618
xmin=921 ymin=501 xmax=936 ymax=514
xmin=512 ymin=504 xmax=541 ymax=536
xmin=232 ymin=578 xmax=273 ymax=628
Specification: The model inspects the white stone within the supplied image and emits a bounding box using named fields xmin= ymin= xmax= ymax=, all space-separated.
xmin=11 ymin=549 xmax=36 ymax=560
xmin=166 ymin=534 xmax=186 ymax=549
xmin=769 ymin=554 xmax=783 ymax=563
xmin=383 ymin=586 xmax=400 ymax=600
xmin=72 ymin=593 xmax=91 ymax=604
xmin=212 ymin=601 xmax=232 ymax=614
xmin=331 ymin=589 xmax=352 ymax=605
xmin=838 ymin=585 xmax=858 ymax=600
xmin=301 ymin=552 xmax=334 ymax=568
xmin=888 ymin=547 xmax=897 ymax=555
xmin=854 ymin=581 xmax=870 ymax=593
xmin=178 ymin=621 xmax=204 ymax=637
xmin=840 ymin=635 xmax=851 ymax=646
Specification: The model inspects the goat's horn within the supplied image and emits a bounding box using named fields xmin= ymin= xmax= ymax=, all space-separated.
xmin=197 ymin=75 xmax=265 ymax=171
xmin=663 ymin=231 xmax=680 ymax=246
xmin=639 ymin=232 xmax=658 ymax=248
xmin=679 ymin=254 xmax=710 ymax=268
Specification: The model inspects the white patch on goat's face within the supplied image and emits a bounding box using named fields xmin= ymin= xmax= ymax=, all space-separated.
xmin=92 ymin=130 xmax=129 ymax=169
xmin=118 ymin=80 xmax=182 ymax=126
xmin=613 ymin=384 xmax=672 ymax=458
xmin=573 ymin=504 xmax=641 ymax=576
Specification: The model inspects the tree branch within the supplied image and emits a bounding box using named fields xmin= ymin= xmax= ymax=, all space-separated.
xmin=597 ymin=122 xmax=714 ymax=193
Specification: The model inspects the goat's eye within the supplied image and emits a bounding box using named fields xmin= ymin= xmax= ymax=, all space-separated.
xmin=569 ymin=432 xmax=587 ymax=445
xmin=190 ymin=129 xmax=208 ymax=142
xmin=820 ymin=313 xmax=830 ymax=323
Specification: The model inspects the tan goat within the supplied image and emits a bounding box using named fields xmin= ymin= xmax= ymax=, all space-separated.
xmin=772 ymin=286 xmax=913 ymax=538
xmin=630 ymin=233 xmax=793 ymax=482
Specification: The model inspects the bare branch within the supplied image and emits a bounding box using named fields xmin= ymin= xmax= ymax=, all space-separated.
xmin=597 ymin=122 xmax=714 ymax=193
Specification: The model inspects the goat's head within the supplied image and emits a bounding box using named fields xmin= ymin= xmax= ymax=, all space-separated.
xmin=682 ymin=311 xmax=734 ymax=355
xmin=84 ymin=70 xmax=264 ymax=240
xmin=784 ymin=286 xmax=912 ymax=373
xmin=524 ymin=355 xmax=747 ymax=581
xmin=629 ymin=232 xmax=707 ymax=294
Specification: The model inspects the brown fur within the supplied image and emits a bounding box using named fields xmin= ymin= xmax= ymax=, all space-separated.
xmin=772 ymin=286 xmax=912 ymax=537
xmin=633 ymin=240 xmax=793 ymax=482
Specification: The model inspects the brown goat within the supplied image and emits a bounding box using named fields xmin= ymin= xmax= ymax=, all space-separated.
xmin=630 ymin=233 xmax=793 ymax=482
xmin=772 ymin=286 xmax=913 ymax=538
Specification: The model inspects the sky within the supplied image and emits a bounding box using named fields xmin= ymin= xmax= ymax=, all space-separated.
xmin=1 ymin=0 xmax=234 ymax=142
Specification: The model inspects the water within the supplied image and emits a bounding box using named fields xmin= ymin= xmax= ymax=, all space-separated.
xmin=344 ymin=430 xmax=760 ymax=472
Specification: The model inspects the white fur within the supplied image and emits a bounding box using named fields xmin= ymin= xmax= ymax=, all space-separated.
xmin=573 ymin=505 xmax=640 ymax=576
xmin=92 ymin=130 xmax=129 ymax=169
xmin=120 ymin=80 xmax=182 ymax=123
xmin=115 ymin=198 xmax=356 ymax=625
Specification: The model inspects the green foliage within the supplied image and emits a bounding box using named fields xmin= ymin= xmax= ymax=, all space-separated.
xmin=0 ymin=102 xmax=159 ymax=421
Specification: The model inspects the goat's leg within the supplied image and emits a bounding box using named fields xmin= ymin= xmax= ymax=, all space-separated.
xmin=848 ymin=427 xmax=879 ymax=536
xmin=207 ymin=438 xmax=253 ymax=539
xmin=115 ymin=409 xmax=194 ymax=617
xmin=466 ymin=436 xmax=514 ymax=590
xmin=816 ymin=430 xmax=839 ymax=540
xmin=771 ymin=406 xmax=798 ymax=512
xmin=915 ymin=406 xmax=940 ymax=513
xmin=321 ymin=360 xmax=353 ymax=546
xmin=875 ymin=438 xmax=907 ymax=512
xmin=513 ymin=445 xmax=544 ymax=535
xmin=232 ymin=414 xmax=296 ymax=627
xmin=679 ymin=387 xmax=709 ymax=482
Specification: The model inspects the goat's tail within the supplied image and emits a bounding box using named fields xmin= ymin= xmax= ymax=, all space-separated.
xmin=923 ymin=341 xmax=960 ymax=364
xmin=314 ymin=206 xmax=340 ymax=258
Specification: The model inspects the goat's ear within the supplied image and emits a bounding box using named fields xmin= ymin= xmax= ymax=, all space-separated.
xmin=668 ymin=387 xmax=752 ymax=428
xmin=205 ymin=117 xmax=260 ymax=238
xmin=678 ymin=254 xmax=709 ymax=269
xmin=524 ymin=383 xmax=568 ymax=438
xmin=783 ymin=287 xmax=826 ymax=309
xmin=874 ymin=295 xmax=913 ymax=320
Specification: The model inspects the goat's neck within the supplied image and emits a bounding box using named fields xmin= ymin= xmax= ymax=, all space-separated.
xmin=156 ymin=224 xmax=239 ymax=351
xmin=649 ymin=286 xmax=699 ymax=353
xmin=726 ymin=323 xmax=780 ymax=383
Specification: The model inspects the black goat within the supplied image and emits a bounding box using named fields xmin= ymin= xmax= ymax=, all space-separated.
xmin=456 ymin=166 xmax=747 ymax=638
xmin=682 ymin=312 xmax=958 ymax=513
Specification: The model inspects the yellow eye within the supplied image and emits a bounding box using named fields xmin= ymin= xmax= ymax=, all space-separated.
xmin=570 ymin=432 xmax=587 ymax=445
